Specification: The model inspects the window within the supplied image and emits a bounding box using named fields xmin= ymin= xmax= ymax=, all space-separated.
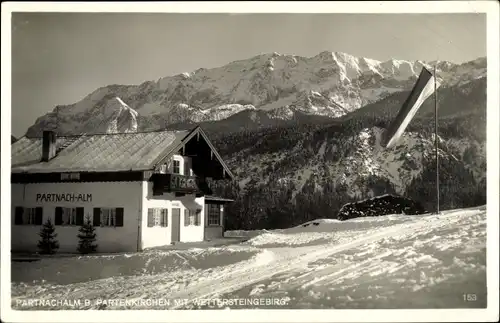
xmin=189 ymin=210 xmax=195 ymax=225
xmin=183 ymin=158 xmax=194 ymax=176
xmin=154 ymin=211 xmax=161 ymax=226
xmin=189 ymin=211 xmax=195 ymax=225
xmin=184 ymin=209 xmax=201 ymax=226
xmin=93 ymin=207 xmax=124 ymax=227
xmin=55 ymin=207 xmax=84 ymax=226
xmin=173 ymin=160 xmax=180 ymax=174
xmin=147 ymin=208 xmax=168 ymax=227
xmin=207 ymin=204 xmax=221 ymax=226
xmin=102 ymin=208 xmax=116 ymax=226
xmin=14 ymin=207 xmax=43 ymax=225
xmin=25 ymin=208 xmax=36 ymax=224
xmin=61 ymin=173 xmax=80 ymax=181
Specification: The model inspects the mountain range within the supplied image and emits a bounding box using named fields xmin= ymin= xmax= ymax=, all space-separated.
xmin=21 ymin=51 xmax=487 ymax=229
xmin=25 ymin=51 xmax=486 ymax=137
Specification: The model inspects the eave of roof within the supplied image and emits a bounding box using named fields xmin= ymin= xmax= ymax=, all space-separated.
xmin=205 ymin=195 xmax=235 ymax=203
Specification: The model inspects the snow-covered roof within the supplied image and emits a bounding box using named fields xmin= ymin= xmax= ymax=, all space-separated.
xmin=11 ymin=129 xmax=190 ymax=173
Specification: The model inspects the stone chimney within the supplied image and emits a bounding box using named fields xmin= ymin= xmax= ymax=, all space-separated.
xmin=42 ymin=130 xmax=57 ymax=162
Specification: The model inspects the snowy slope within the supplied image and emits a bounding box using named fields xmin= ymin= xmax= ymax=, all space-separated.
xmin=25 ymin=51 xmax=486 ymax=136
xmin=106 ymin=97 xmax=139 ymax=134
xmin=11 ymin=206 xmax=486 ymax=309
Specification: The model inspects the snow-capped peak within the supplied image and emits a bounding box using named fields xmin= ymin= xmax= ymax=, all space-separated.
xmin=25 ymin=50 xmax=486 ymax=137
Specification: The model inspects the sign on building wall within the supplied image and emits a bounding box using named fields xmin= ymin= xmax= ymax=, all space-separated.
xmin=36 ymin=193 xmax=92 ymax=203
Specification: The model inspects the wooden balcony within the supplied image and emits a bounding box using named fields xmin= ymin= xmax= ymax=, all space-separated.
xmin=152 ymin=173 xmax=206 ymax=195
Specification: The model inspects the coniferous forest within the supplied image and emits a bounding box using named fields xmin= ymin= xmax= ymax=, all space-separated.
xmin=208 ymin=80 xmax=487 ymax=231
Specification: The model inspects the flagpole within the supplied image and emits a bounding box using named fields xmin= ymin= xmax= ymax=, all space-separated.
xmin=434 ymin=64 xmax=440 ymax=215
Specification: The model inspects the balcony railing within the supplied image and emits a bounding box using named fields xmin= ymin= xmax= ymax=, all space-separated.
xmin=152 ymin=173 xmax=202 ymax=195
xmin=171 ymin=174 xmax=198 ymax=192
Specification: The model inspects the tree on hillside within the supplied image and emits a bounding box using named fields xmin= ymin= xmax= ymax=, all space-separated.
xmin=405 ymin=155 xmax=483 ymax=211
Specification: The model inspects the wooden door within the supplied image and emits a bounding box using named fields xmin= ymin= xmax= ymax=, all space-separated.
xmin=171 ymin=208 xmax=181 ymax=242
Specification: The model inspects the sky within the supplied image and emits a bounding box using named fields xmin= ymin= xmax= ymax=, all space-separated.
xmin=10 ymin=12 xmax=486 ymax=137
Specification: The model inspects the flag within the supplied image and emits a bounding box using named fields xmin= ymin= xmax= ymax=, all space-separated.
xmin=384 ymin=67 xmax=440 ymax=148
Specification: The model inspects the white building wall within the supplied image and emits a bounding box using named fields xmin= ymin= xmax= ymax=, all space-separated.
xmin=141 ymin=180 xmax=205 ymax=249
xmin=140 ymin=180 xmax=171 ymax=249
xmin=11 ymin=182 xmax=142 ymax=253
xmin=176 ymin=195 xmax=206 ymax=243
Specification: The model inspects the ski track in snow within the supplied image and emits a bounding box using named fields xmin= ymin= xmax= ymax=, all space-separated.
xmin=220 ymin=208 xmax=486 ymax=309
xmin=167 ymin=209 xmax=479 ymax=309
xmin=11 ymin=207 xmax=486 ymax=310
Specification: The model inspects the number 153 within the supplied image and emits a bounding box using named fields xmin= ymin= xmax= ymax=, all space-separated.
xmin=463 ymin=294 xmax=477 ymax=302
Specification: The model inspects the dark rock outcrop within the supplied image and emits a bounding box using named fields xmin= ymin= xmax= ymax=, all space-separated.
xmin=337 ymin=194 xmax=426 ymax=221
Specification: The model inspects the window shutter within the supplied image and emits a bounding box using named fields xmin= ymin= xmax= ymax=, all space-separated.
xmin=147 ymin=209 xmax=155 ymax=227
xmin=159 ymin=209 xmax=164 ymax=227
xmin=35 ymin=207 xmax=43 ymax=225
xmin=195 ymin=209 xmax=201 ymax=226
xmin=55 ymin=207 xmax=63 ymax=225
xmin=115 ymin=208 xmax=124 ymax=227
xmin=93 ymin=208 xmax=101 ymax=226
xmin=184 ymin=160 xmax=189 ymax=176
xmin=160 ymin=209 xmax=168 ymax=227
xmin=184 ymin=209 xmax=189 ymax=226
xmin=14 ymin=207 xmax=24 ymax=225
xmin=76 ymin=208 xmax=84 ymax=226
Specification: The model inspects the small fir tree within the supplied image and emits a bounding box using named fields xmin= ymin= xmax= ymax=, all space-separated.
xmin=37 ymin=218 xmax=60 ymax=255
xmin=77 ymin=215 xmax=98 ymax=254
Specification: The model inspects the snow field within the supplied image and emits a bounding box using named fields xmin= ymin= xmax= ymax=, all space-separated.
xmin=11 ymin=207 xmax=486 ymax=310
